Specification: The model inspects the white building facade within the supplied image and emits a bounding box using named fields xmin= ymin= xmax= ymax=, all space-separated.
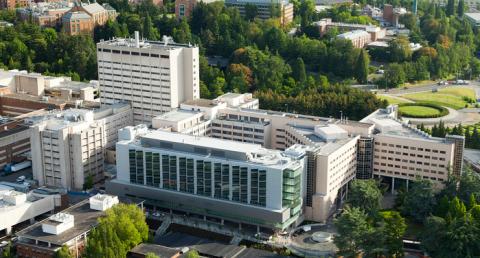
xmin=97 ymin=34 xmax=200 ymax=124
xmin=29 ymin=104 xmax=133 ymax=190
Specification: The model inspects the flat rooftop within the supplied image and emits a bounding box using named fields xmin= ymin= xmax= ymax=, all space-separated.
xmin=288 ymin=125 xmax=354 ymax=155
xmin=141 ymin=130 xmax=263 ymax=154
xmin=16 ymin=199 xmax=104 ymax=247
xmin=130 ymin=130 xmax=301 ymax=168
xmin=154 ymin=109 xmax=202 ymax=123
xmin=361 ymin=107 xmax=445 ymax=142
xmin=466 ymin=13 xmax=480 ymax=22
xmin=0 ymin=93 xmax=67 ymax=105
xmin=128 ymin=243 xmax=180 ymax=258
xmin=183 ymin=98 xmax=219 ymax=108
xmin=98 ymin=38 xmax=194 ymax=50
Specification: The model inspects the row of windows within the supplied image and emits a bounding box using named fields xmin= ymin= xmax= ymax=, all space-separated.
xmin=375 ymin=155 xmax=446 ymax=165
xmin=99 ymin=48 xmax=169 ymax=59
xmin=374 ymin=162 xmax=446 ymax=173
xmin=129 ymin=151 xmax=267 ymax=207
xmin=98 ymin=60 xmax=170 ymax=69
xmin=374 ymin=150 xmax=446 ymax=161
xmin=375 ymin=141 xmax=447 ymax=154
xmin=373 ymin=168 xmax=445 ymax=181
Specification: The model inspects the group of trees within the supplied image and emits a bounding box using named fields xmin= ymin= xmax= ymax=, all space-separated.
xmin=0 ymin=16 xmax=97 ymax=81
xmin=421 ymin=169 xmax=480 ymax=256
xmin=84 ymin=204 xmax=149 ymax=258
xmin=336 ymin=168 xmax=480 ymax=256
xmin=417 ymin=122 xmax=480 ymax=149
xmin=334 ymin=180 xmax=407 ymax=257
xmin=371 ymin=0 xmax=480 ymax=88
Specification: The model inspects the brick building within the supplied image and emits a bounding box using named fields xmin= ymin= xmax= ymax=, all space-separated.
xmin=62 ymin=11 xmax=94 ymax=35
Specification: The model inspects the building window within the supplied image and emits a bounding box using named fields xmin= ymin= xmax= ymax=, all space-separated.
xmin=179 ymin=4 xmax=185 ymax=17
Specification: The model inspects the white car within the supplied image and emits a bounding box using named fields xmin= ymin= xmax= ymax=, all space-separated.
xmin=16 ymin=175 xmax=26 ymax=183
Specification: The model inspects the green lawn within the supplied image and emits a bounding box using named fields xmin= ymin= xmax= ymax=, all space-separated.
xmin=401 ymin=87 xmax=476 ymax=110
xmin=399 ymin=105 xmax=442 ymax=117
xmin=377 ymin=95 xmax=409 ymax=105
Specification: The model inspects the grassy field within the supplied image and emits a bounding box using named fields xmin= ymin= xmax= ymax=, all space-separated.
xmin=399 ymin=105 xmax=442 ymax=117
xmin=377 ymin=95 xmax=410 ymax=105
xmin=401 ymin=87 xmax=476 ymax=110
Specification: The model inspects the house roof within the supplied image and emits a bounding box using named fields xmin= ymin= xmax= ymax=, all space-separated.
xmin=62 ymin=11 xmax=92 ymax=21
xmin=82 ymin=2 xmax=106 ymax=14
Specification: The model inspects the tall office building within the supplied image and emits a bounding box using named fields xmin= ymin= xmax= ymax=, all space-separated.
xmin=97 ymin=33 xmax=200 ymax=124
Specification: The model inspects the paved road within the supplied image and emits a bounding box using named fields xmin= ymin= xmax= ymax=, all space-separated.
xmin=0 ymin=167 xmax=33 ymax=183
xmin=380 ymin=81 xmax=480 ymax=96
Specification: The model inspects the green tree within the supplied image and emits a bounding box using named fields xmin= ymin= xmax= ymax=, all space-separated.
xmin=347 ymin=179 xmax=382 ymax=215
xmin=54 ymin=245 xmax=72 ymax=258
xmin=83 ymin=175 xmax=94 ymax=190
xmin=334 ymin=207 xmax=374 ymax=257
xmin=402 ymin=179 xmax=436 ymax=222
xmin=173 ymin=18 xmax=192 ymax=43
xmin=145 ymin=253 xmax=159 ymax=258
xmin=447 ymin=0 xmax=456 ymax=16
xmin=458 ymin=0 xmax=465 ymax=16
xmin=143 ymin=15 xmax=160 ymax=40
xmin=378 ymin=211 xmax=407 ymax=257
xmin=388 ymin=36 xmax=412 ymax=62
xmin=244 ymin=3 xmax=258 ymax=21
xmin=84 ymin=204 xmax=148 ymax=258
xmin=385 ymin=63 xmax=406 ymax=88
xmin=291 ymin=57 xmax=307 ymax=84
xmin=354 ymin=49 xmax=369 ymax=84
xmin=185 ymin=250 xmax=200 ymax=258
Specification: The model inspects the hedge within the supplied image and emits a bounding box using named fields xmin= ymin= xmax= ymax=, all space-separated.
xmin=398 ymin=102 xmax=449 ymax=118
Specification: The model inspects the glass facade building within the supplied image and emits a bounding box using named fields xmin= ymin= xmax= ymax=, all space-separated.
xmin=113 ymin=129 xmax=306 ymax=230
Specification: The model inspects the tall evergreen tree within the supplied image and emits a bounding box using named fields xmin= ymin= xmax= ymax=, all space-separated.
xmin=354 ymin=49 xmax=369 ymax=84
xmin=143 ymin=15 xmax=159 ymax=40
xmin=457 ymin=0 xmax=465 ymax=17
xmin=446 ymin=0 xmax=456 ymax=16
xmin=291 ymin=57 xmax=307 ymax=84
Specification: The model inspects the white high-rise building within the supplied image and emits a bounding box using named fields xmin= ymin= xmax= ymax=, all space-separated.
xmin=29 ymin=103 xmax=133 ymax=190
xmin=96 ymin=33 xmax=200 ymax=124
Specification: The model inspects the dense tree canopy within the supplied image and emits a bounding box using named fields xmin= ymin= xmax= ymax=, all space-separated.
xmin=347 ymin=179 xmax=383 ymax=215
xmin=84 ymin=204 xmax=149 ymax=258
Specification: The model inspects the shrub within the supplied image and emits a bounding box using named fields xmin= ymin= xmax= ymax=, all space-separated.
xmin=398 ymin=102 xmax=449 ymax=118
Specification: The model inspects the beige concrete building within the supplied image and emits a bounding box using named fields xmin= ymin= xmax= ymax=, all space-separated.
xmin=148 ymin=94 xmax=464 ymax=222
xmin=337 ymin=30 xmax=372 ymax=48
xmin=97 ymin=34 xmax=200 ymax=124
xmin=361 ymin=106 xmax=465 ymax=190
xmin=29 ymin=103 xmax=133 ymax=190
xmin=149 ymin=93 xmax=371 ymax=222
xmin=0 ymin=69 xmax=100 ymax=102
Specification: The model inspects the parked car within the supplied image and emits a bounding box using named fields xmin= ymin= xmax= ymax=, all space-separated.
xmin=16 ymin=175 xmax=26 ymax=183
xmin=437 ymin=81 xmax=448 ymax=85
